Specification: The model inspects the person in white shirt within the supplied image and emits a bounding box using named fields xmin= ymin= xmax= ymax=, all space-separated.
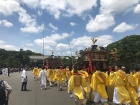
xmin=39 ymin=66 xmax=47 ymax=90
xmin=21 ymin=67 xmax=28 ymax=91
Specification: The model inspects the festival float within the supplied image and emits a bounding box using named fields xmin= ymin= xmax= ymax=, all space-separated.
xmin=75 ymin=38 xmax=117 ymax=73
xmin=45 ymin=51 xmax=59 ymax=69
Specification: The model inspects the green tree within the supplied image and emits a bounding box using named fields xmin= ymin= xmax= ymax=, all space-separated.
xmin=107 ymin=35 xmax=140 ymax=72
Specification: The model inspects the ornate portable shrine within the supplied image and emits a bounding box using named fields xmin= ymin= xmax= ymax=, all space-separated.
xmin=45 ymin=51 xmax=60 ymax=69
xmin=77 ymin=38 xmax=110 ymax=72
xmin=81 ymin=47 xmax=108 ymax=70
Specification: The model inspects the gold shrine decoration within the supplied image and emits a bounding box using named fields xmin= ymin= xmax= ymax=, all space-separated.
xmin=109 ymin=48 xmax=117 ymax=61
xmin=50 ymin=50 xmax=54 ymax=55
xmin=93 ymin=53 xmax=99 ymax=60
xmin=83 ymin=53 xmax=107 ymax=61
xmin=91 ymin=38 xmax=98 ymax=45
xmin=109 ymin=48 xmax=117 ymax=55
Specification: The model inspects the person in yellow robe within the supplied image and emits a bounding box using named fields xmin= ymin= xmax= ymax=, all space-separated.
xmin=61 ymin=67 xmax=67 ymax=87
xmin=32 ymin=67 xmax=39 ymax=81
xmin=90 ymin=66 xmax=109 ymax=105
xmin=47 ymin=67 xmax=54 ymax=87
xmin=78 ymin=69 xmax=93 ymax=102
xmin=133 ymin=68 xmax=140 ymax=104
xmin=109 ymin=65 xmax=131 ymax=105
xmin=54 ymin=67 xmax=63 ymax=91
xmin=68 ymin=67 xmax=87 ymax=105
xmin=66 ymin=66 xmax=73 ymax=98
xmin=65 ymin=66 xmax=72 ymax=86
xmin=126 ymin=72 xmax=138 ymax=105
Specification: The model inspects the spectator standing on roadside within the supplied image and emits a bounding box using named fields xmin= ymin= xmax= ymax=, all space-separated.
xmin=0 ymin=80 xmax=12 ymax=105
xmin=8 ymin=67 xmax=10 ymax=77
xmin=21 ymin=67 xmax=28 ymax=91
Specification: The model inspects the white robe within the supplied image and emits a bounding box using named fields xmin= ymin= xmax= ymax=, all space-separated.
xmin=2 ymin=68 xmax=7 ymax=75
xmin=21 ymin=70 xmax=28 ymax=82
xmin=39 ymin=70 xmax=47 ymax=87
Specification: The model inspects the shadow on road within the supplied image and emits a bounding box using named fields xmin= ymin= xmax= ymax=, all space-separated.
xmin=23 ymin=89 xmax=32 ymax=92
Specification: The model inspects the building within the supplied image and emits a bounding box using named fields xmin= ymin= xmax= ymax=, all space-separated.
xmin=29 ymin=55 xmax=74 ymax=68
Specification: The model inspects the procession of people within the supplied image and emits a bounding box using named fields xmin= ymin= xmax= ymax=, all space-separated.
xmin=31 ymin=64 xmax=140 ymax=105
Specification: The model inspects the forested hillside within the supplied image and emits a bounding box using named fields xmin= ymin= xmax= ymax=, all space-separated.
xmin=107 ymin=35 xmax=140 ymax=71
xmin=0 ymin=49 xmax=42 ymax=68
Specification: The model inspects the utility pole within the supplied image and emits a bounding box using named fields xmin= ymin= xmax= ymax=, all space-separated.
xmin=43 ymin=30 xmax=44 ymax=66
xmin=68 ymin=38 xmax=73 ymax=65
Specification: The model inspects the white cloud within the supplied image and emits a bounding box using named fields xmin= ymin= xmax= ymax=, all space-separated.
xmin=66 ymin=51 xmax=75 ymax=55
xmin=65 ymin=0 xmax=97 ymax=17
xmin=0 ymin=20 xmax=2 ymax=25
xmin=96 ymin=35 xmax=113 ymax=46
xmin=0 ymin=20 xmax=13 ymax=27
xmin=0 ymin=40 xmax=5 ymax=44
xmin=0 ymin=40 xmax=19 ymax=51
xmin=0 ymin=39 xmax=36 ymax=52
xmin=37 ymin=10 xmax=42 ymax=16
xmin=113 ymin=22 xmax=138 ymax=33
xmin=0 ymin=0 xmax=21 ymax=16
xmin=0 ymin=0 xmax=44 ymax=34
xmin=25 ymin=43 xmax=34 ymax=47
xmin=77 ymin=46 xmax=84 ymax=51
xmin=100 ymin=0 xmax=139 ymax=14
xmin=21 ymin=47 xmax=35 ymax=52
xmin=134 ymin=4 xmax=140 ymax=13
xmin=34 ymin=33 xmax=70 ymax=50
xmin=56 ymin=52 xmax=61 ymax=55
xmin=86 ymin=13 xmax=115 ymax=32
xmin=49 ymin=23 xmax=58 ymax=30
xmin=70 ymin=36 xmax=92 ymax=47
xmin=44 ymin=45 xmax=53 ymax=51
xmin=70 ymin=22 xmax=76 ymax=26
xmin=19 ymin=0 xmax=97 ymax=19
xmin=39 ymin=0 xmax=66 ymax=19
xmin=20 ymin=24 xmax=44 ymax=33
xmin=70 ymin=31 xmax=75 ymax=35
xmin=20 ymin=0 xmax=39 ymax=8
xmin=70 ymin=35 xmax=113 ymax=50
xmin=18 ymin=10 xmax=45 ymax=33
xmin=56 ymin=43 xmax=69 ymax=50
xmin=34 ymin=38 xmax=56 ymax=47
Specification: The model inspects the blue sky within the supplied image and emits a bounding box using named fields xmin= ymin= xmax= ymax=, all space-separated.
xmin=0 ymin=0 xmax=140 ymax=56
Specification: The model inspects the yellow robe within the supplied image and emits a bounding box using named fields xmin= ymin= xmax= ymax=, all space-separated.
xmin=90 ymin=70 xmax=108 ymax=99
xmin=78 ymin=70 xmax=92 ymax=100
xmin=109 ymin=70 xmax=130 ymax=103
xmin=78 ymin=70 xmax=90 ymax=93
xmin=32 ymin=68 xmax=38 ymax=76
xmin=68 ymin=73 xmax=87 ymax=99
xmin=133 ymin=72 xmax=140 ymax=97
xmin=54 ymin=69 xmax=63 ymax=84
xmin=47 ymin=69 xmax=54 ymax=82
xmin=61 ymin=70 xmax=66 ymax=81
xmin=126 ymin=74 xmax=138 ymax=105
xmin=66 ymin=70 xmax=72 ymax=79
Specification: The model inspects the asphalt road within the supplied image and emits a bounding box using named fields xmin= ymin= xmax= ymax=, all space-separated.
xmin=0 ymin=71 xmax=114 ymax=105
